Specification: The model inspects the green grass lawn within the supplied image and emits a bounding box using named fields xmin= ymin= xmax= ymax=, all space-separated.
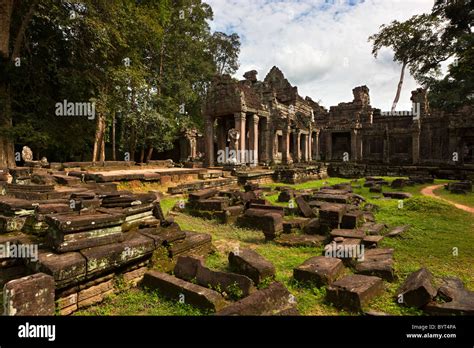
xmin=433 ymin=186 xmax=474 ymax=208
xmin=75 ymin=177 xmax=474 ymax=316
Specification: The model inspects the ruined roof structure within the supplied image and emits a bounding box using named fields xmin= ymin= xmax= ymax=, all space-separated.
xmin=202 ymin=66 xmax=474 ymax=168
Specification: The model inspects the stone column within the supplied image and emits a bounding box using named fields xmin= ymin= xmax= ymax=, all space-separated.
xmin=326 ymin=132 xmax=332 ymax=161
xmin=351 ymin=129 xmax=358 ymax=162
xmin=383 ymin=128 xmax=390 ymax=164
xmin=293 ymin=130 xmax=301 ymax=163
xmin=204 ymin=116 xmax=214 ymax=167
xmin=314 ymin=129 xmax=321 ymax=160
xmin=282 ymin=126 xmax=290 ymax=164
xmin=307 ymin=130 xmax=312 ymax=162
xmin=249 ymin=114 xmax=259 ymax=166
xmin=216 ymin=117 xmax=226 ymax=153
xmin=234 ymin=112 xmax=246 ymax=164
xmin=356 ymin=132 xmax=363 ymax=162
xmin=412 ymin=123 xmax=421 ymax=164
xmin=448 ymin=130 xmax=459 ymax=164
xmin=263 ymin=117 xmax=272 ymax=164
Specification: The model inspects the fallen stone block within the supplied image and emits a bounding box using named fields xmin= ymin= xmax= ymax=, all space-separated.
xmin=386 ymin=225 xmax=410 ymax=238
xmin=45 ymin=211 xmax=125 ymax=233
xmin=168 ymin=231 xmax=212 ymax=259
xmin=191 ymin=198 xmax=230 ymax=212
xmin=312 ymin=193 xmax=350 ymax=204
xmin=319 ymin=203 xmax=347 ymax=228
xmin=369 ymin=185 xmax=382 ymax=193
xmin=362 ymin=235 xmax=384 ymax=248
xmin=278 ymin=189 xmax=294 ymax=202
xmin=326 ymin=274 xmax=384 ymax=312
xmin=3 ymin=273 xmax=55 ymax=316
xmin=142 ymin=270 xmax=226 ymax=312
xmin=323 ymin=239 xmax=364 ymax=265
xmin=330 ymin=229 xmax=365 ymax=240
xmin=228 ymin=248 xmax=275 ymax=285
xmin=80 ymin=233 xmax=155 ymax=277
xmin=223 ymin=205 xmax=244 ymax=224
xmin=396 ymin=268 xmax=437 ymax=308
xmin=216 ymin=282 xmax=298 ymax=316
xmin=294 ymin=195 xmax=316 ymax=218
xmin=0 ymin=215 xmax=27 ymax=233
xmin=355 ymin=248 xmax=395 ymax=281
xmin=29 ymin=249 xmax=87 ymax=288
xmin=361 ymin=222 xmax=386 ymax=236
xmin=274 ymin=234 xmax=325 ymax=247
xmin=56 ymin=293 xmax=78 ymax=315
xmin=390 ymin=179 xmax=407 ymax=189
xmin=236 ymin=209 xmax=283 ymax=240
xmin=294 ymin=256 xmax=344 ymax=287
xmin=139 ymin=222 xmax=186 ymax=247
xmin=188 ymin=189 xmax=218 ymax=202
xmin=77 ymin=278 xmax=115 ymax=309
xmin=174 ymin=256 xmax=254 ymax=298
xmin=248 ymin=204 xmax=285 ymax=216
xmin=48 ymin=225 xmax=125 ymax=253
xmin=341 ymin=210 xmax=364 ymax=229
xmin=424 ymin=277 xmax=474 ymax=315
xmin=383 ymin=192 xmax=413 ymax=199
xmin=302 ymin=218 xmax=323 ymax=235
xmin=282 ymin=217 xmax=309 ymax=234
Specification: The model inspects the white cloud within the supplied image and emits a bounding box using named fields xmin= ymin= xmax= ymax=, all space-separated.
xmin=206 ymin=0 xmax=434 ymax=110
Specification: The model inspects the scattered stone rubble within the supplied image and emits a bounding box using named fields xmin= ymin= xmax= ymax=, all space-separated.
xmin=2 ymin=165 xmax=471 ymax=316
xmin=0 ymin=166 xmax=215 ymax=316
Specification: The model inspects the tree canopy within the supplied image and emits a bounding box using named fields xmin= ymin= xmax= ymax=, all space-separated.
xmin=369 ymin=0 xmax=473 ymax=111
xmin=0 ymin=0 xmax=241 ymax=164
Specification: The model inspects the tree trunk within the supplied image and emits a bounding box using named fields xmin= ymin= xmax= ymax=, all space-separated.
xmin=92 ymin=112 xmax=106 ymax=162
xmin=112 ymin=113 xmax=116 ymax=161
xmin=129 ymin=127 xmax=136 ymax=162
xmin=0 ymin=0 xmax=14 ymax=168
xmin=139 ymin=146 xmax=145 ymax=164
xmin=146 ymin=146 xmax=153 ymax=162
xmin=391 ymin=61 xmax=407 ymax=112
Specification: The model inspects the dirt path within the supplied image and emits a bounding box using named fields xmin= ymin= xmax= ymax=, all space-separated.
xmin=421 ymin=184 xmax=474 ymax=214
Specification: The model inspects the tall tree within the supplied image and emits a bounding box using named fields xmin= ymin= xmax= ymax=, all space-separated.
xmin=209 ymin=31 xmax=241 ymax=75
xmin=369 ymin=14 xmax=446 ymax=111
xmin=0 ymin=0 xmax=38 ymax=167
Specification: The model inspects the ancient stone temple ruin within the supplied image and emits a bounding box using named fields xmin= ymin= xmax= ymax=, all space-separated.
xmin=202 ymin=67 xmax=474 ymax=168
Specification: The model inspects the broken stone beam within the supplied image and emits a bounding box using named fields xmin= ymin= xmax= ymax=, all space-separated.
xmin=216 ymin=282 xmax=299 ymax=316
xmin=295 ymin=195 xmax=316 ymax=218
xmin=28 ymin=249 xmax=87 ymax=288
xmin=168 ymin=231 xmax=212 ymax=258
xmin=80 ymin=233 xmax=155 ymax=277
xmin=330 ymin=229 xmax=365 ymax=239
xmin=139 ymin=222 xmax=186 ymax=247
xmin=174 ymin=256 xmax=254 ymax=297
xmin=293 ymin=256 xmax=344 ymax=287
xmin=248 ymin=203 xmax=285 ymax=216
xmin=274 ymin=233 xmax=325 ymax=247
xmin=142 ymin=270 xmax=226 ymax=312
xmin=188 ymin=189 xmax=218 ymax=202
xmin=45 ymin=212 xmax=126 ymax=233
xmin=3 ymin=273 xmax=55 ymax=316
xmin=383 ymin=192 xmax=413 ymax=199
xmin=236 ymin=209 xmax=283 ymax=240
xmin=396 ymin=268 xmax=437 ymax=308
xmin=48 ymin=225 xmax=124 ymax=253
xmin=326 ymin=274 xmax=384 ymax=312
xmin=424 ymin=277 xmax=474 ymax=315
xmin=355 ymin=248 xmax=395 ymax=282
xmin=228 ymin=248 xmax=275 ymax=285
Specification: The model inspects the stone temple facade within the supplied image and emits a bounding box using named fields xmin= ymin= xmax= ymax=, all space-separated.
xmin=202 ymin=66 xmax=474 ymax=168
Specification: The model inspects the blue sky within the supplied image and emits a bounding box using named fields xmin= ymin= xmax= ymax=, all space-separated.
xmin=205 ymin=0 xmax=436 ymax=110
